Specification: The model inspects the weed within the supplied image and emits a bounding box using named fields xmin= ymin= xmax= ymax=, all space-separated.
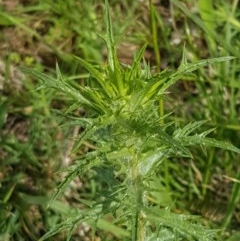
xmin=23 ymin=1 xmax=240 ymax=240
xmin=1 ymin=0 xmax=240 ymax=240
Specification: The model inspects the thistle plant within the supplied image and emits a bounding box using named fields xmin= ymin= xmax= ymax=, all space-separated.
xmin=23 ymin=1 xmax=240 ymax=240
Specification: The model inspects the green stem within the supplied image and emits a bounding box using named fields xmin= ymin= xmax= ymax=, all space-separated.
xmin=202 ymin=149 xmax=214 ymax=197
xmin=149 ymin=0 xmax=164 ymax=124
xmin=222 ymin=171 xmax=240 ymax=230
xmin=129 ymin=157 xmax=145 ymax=241
xmin=197 ymin=0 xmax=216 ymax=54
xmin=149 ymin=0 xmax=161 ymax=70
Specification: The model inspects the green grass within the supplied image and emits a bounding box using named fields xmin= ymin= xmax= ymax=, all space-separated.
xmin=0 ymin=0 xmax=240 ymax=240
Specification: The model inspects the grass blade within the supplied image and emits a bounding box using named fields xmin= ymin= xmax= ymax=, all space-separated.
xmin=171 ymin=0 xmax=239 ymax=57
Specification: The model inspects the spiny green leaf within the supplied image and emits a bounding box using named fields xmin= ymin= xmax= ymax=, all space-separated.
xmin=129 ymin=69 xmax=171 ymax=111
xmin=180 ymin=135 xmax=240 ymax=153
xmin=72 ymin=124 xmax=98 ymax=153
xmin=130 ymin=55 xmax=233 ymax=109
xmin=177 ymin=56 xmax=235 ymax=73
xmin=22 ymin=67 xmax=94 ymax=108
xmin=159 ymin=56 xmax=236 ymax=95
xmin=128 ymin=43 xmax=147 ymax=81
xmin=74 ymin=56 xmax=116 ymax=98
xmin=173 ymin=120 xmax=209 ymax=138
xmin=48 ymin=168 xmax=79 ymax=206
xmin=145 ymin=207 xmax=216 ymax=241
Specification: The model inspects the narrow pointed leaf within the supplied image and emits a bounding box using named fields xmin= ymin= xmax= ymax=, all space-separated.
xmin=159 ymin=56 xmax=235 ymax=95
xmin=173 ymin=120 xmax=208 ymax=138
xmin=181 ymin=135 xmax=240 ymax=153
xmin=145 ymin=207 xmax=216 ymax=241
xmin=22 ymin=68 xmax=94 ymax=107
xmin=104 ymin=0 xmax=124 ymax=95
xmin=128 ymin=43 xmax=147 ymax=81
xmin=74 ymin=56 xmax=115 ymax=98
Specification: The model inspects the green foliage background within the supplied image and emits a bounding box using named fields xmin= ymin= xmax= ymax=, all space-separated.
xmin=0 ymin=0 xmax=240 ymax=240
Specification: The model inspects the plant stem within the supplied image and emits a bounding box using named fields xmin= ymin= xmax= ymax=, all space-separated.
xmin=129 ymin=156 xmax=145 ymax=241
xmin=149 ymin=0 xmax=160 ymax=70
xmin=149 ymin=0 xmax=164 ymax=124
xmin=222 ymin=171 xmax=240 ymax=230
xmin=197 ymin=0 xmax=216 ymax=54
xmin=202 ymin=149 xmax=214 ymax=197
